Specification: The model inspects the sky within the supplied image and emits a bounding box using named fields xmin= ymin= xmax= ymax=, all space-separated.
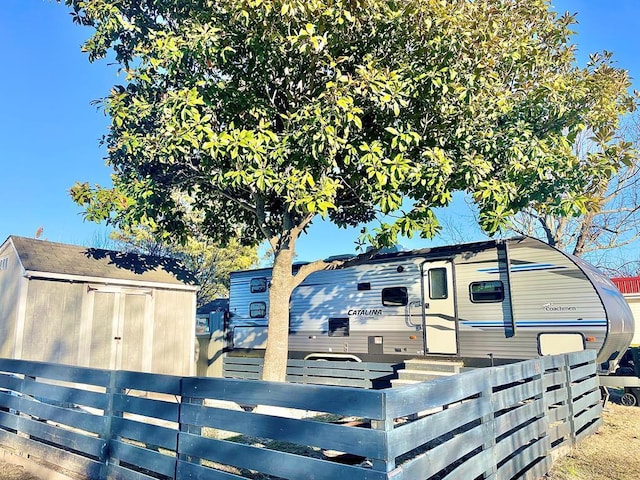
xmin=1 ymin=1 xmax=639 ymax=263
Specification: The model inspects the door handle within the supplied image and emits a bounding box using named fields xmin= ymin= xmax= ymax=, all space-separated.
xmin=114 ymin=336 xmax=122 ymax=340
xmin=407 ymin=301 xmax=422 ymax=328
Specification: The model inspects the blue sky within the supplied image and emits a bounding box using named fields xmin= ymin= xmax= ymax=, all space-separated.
xmin=1 ymin=1 xmax=639 ymax=262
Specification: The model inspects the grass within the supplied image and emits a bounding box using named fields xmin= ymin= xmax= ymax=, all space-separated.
xmin=545 ymin=400 xmax=640 ymax=480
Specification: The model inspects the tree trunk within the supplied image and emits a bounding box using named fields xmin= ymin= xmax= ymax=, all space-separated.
xmin=261 ymin=247 xmax=296 ymax=382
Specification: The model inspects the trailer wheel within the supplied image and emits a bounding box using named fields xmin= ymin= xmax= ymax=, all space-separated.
xmin=621 ymin=390 xmax=638 ymax=407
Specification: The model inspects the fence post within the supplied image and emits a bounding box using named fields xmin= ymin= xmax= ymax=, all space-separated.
xmin=536 ymin=358 xmax=553 ymax=474
xmin=481 ymin=368 xmax=497 ymax=480
xmin=100 ymin=370 xmax=121 ymax=479
xmin=370 ymin=394 xmax=396 ymax=476
xmin=177 ymin=377 xmax=203 ymax=477
xmin=562 ymin=354 xmax=577 ymax=447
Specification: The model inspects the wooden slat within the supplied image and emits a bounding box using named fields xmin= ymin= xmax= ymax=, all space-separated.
xmin=224 ymin=371 xmax=261 ymax=380
xmin=545 ymin=387 xmax=569 ymax=406
xmin=0 ymin=359 xmax=110 ymax=387
xmin=549 ymin=422 xmax=571 ymax=445
xmin=547 ymin=404 xmax=569 ymax=424
xmin=572 ymin=390 xmax=601 ymax=415
xmin=569 ymin=364 xmax=597 ymax=383
xmin=0 ymin=375 xmax=23 ymax=392
xmin=223 ymin=358 xmax=395 ymax=388
xmin=0 ymin=428 xmax=103 ymax=478
xmin=181 ymin=377 xmax=385 ymax=420
xmin=0 ymin=392 xmax=22 ymax=411
xmin=110 ymin=439 xmax=177 ymax=477
xmin=575 ymin=417 xmax=603 ymax=443
xmin=17 ymin=396 xmax=107 ymax=435
xmin=565 ymin=350 xmax=597 ymax=367
xmin=115 ymin=370 xmax=181 ymax=395
xmin=291 ymin=359 xmax=396 ymax=372
xmin=494 ymin=399 xmax=544 ymax=438
xmin=285 ymin=375 xmax=369 ymax=388
xmin=574 ymin=404 xmax=602 ymax=432
xmin=106 ymin=463 xmax=162 ymax=480
xmin=113 ymin=394 xmax=179 ymax=422
xmin=440 ymin=449 xmax=493 ymax=480
xmin=223 ymin=357 xmax=263 ymax=366
xmin=494 ymin=418 xmax=546 ymax=464
xmin=496 ymin=437 xmax=547 ymax=480
xmin=492 ymin=379 xmax=543 ymax=411
xmin=510 ymin=456 xmax=552 ymax=480
xmin=21 ymin=378 xmax=107 ymax=410
xmin=570 ymin=378 xmax=598 ymax=399
xmin=543 ymin=370 xmax=566 ymax=389
xmin=111 ymin=416 xmax=178 ymax=451
xmin=387 ymin=397 xmax=490 ymax=458
xmin=286 ymin=366 xmax=368 ymax=379
xmin=491 ymin=359 xmax=542 ymax=386
xmin=178 ymin=433 xmax=387 ymax=480
xmin=397 ymin=423 xmax=487 ymax=479
xmin=543 ymin=355 xmax=567 ymax=370
xmin=181 ymin=403 xmax=385 ymax=459
xmin=176 ymin=459 xmax=249 ymax=480
xmin=385 ymin=369 xmax=487 ymax=417
xmin=0 ymin=412 xmax=105 ymax=457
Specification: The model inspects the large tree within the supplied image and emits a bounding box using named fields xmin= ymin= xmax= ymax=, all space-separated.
xmin=66 ymin=0 xmax=635 ymax=381
xmin=111 ymin=224 xmax=259 ymax=306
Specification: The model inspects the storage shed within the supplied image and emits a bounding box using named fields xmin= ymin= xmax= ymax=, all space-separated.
xmin=0 ymin=236 xmax=198 ymax=375
xmin=612 ymin=276 xmax=640 ymax=346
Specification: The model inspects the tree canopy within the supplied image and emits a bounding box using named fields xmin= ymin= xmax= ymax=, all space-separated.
xmin=111 ymin=225 xmax=259 ymax=306
xmin=507 ymin=110 xmax=639 ymax=264
xmin=66 ymin=0 xmax=636 ymax=380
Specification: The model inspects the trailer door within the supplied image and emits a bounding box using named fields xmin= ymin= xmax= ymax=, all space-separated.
xmin=422 ymin=261 xmax=457 ymax=354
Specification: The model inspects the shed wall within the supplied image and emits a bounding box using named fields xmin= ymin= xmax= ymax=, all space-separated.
xmin=152 ymin=289 xmax=195 ymax=375
xmin=22 ymin=280 xmax=84 ymax=364
xmin=0 ymin=245 xmax=20 ymax=358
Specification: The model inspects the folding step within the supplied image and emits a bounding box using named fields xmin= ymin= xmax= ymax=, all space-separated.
xmin=397 ymin=369 xmax=455 ymax=382
xmin=403 ymin=359 xmax=464 ymax=374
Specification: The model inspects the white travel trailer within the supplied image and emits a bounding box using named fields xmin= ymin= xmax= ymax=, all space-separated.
xmin=227 ymin=237 xmax=634 ymax=371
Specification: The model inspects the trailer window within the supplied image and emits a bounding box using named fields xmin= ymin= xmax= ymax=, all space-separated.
xmin=428 ymin=268 xmax=448 ymax=299
xmin=328 ymin=318 xmax=349 ymax=337
xmin=382 ymin=287 xmax=408 ymax=306
xmin=249 ymin=302 xmax=267 ymax=318
xmin=250 ymin=278 xmax=268 ymax=293
xmin=469 ymin=281 xmax=504 ymax=303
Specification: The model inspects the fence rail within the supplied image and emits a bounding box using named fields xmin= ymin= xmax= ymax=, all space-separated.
xmin=0 ymin=350 xmax=602 ymax=480
xmin=223 ymin=356 xmax=400 ymax=388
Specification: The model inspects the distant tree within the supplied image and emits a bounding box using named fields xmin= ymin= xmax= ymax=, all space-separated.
xmin=66 ymin=0 xmax=635 ymax=381
xmin=111 ymin=225 xmax=258 ymax=306
xmin=507 ymin=106 xmax=639 ymax=260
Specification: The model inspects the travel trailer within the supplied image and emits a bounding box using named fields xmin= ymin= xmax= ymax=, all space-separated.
xmin=227 ymin=237 xmax=634 ymax=372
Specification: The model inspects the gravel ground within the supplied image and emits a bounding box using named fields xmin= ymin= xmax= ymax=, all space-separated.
xmin=0 ymin=463 xmax=39 ymax=480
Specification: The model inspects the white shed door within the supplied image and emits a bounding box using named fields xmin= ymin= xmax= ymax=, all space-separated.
xmin=89 ymin=289 xmax=151 ymax=370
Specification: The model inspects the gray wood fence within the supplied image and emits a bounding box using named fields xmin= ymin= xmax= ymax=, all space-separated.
xmin=0 ymin=350 xmax=601 ymax=480
xmin=223 ymin=356 xmax=400 ymax=388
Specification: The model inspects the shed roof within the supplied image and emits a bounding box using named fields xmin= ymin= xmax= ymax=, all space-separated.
xmin=6 ymin=236 xmax=197 ymax=287
xmin=611 ymin=277 xmax=640 ymax=295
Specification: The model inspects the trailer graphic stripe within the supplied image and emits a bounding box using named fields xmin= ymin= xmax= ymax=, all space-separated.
xmin=477 ymin=263 xmax=568 ymax=274
xmin=461 ymin=320 xmax=607 ymax=327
